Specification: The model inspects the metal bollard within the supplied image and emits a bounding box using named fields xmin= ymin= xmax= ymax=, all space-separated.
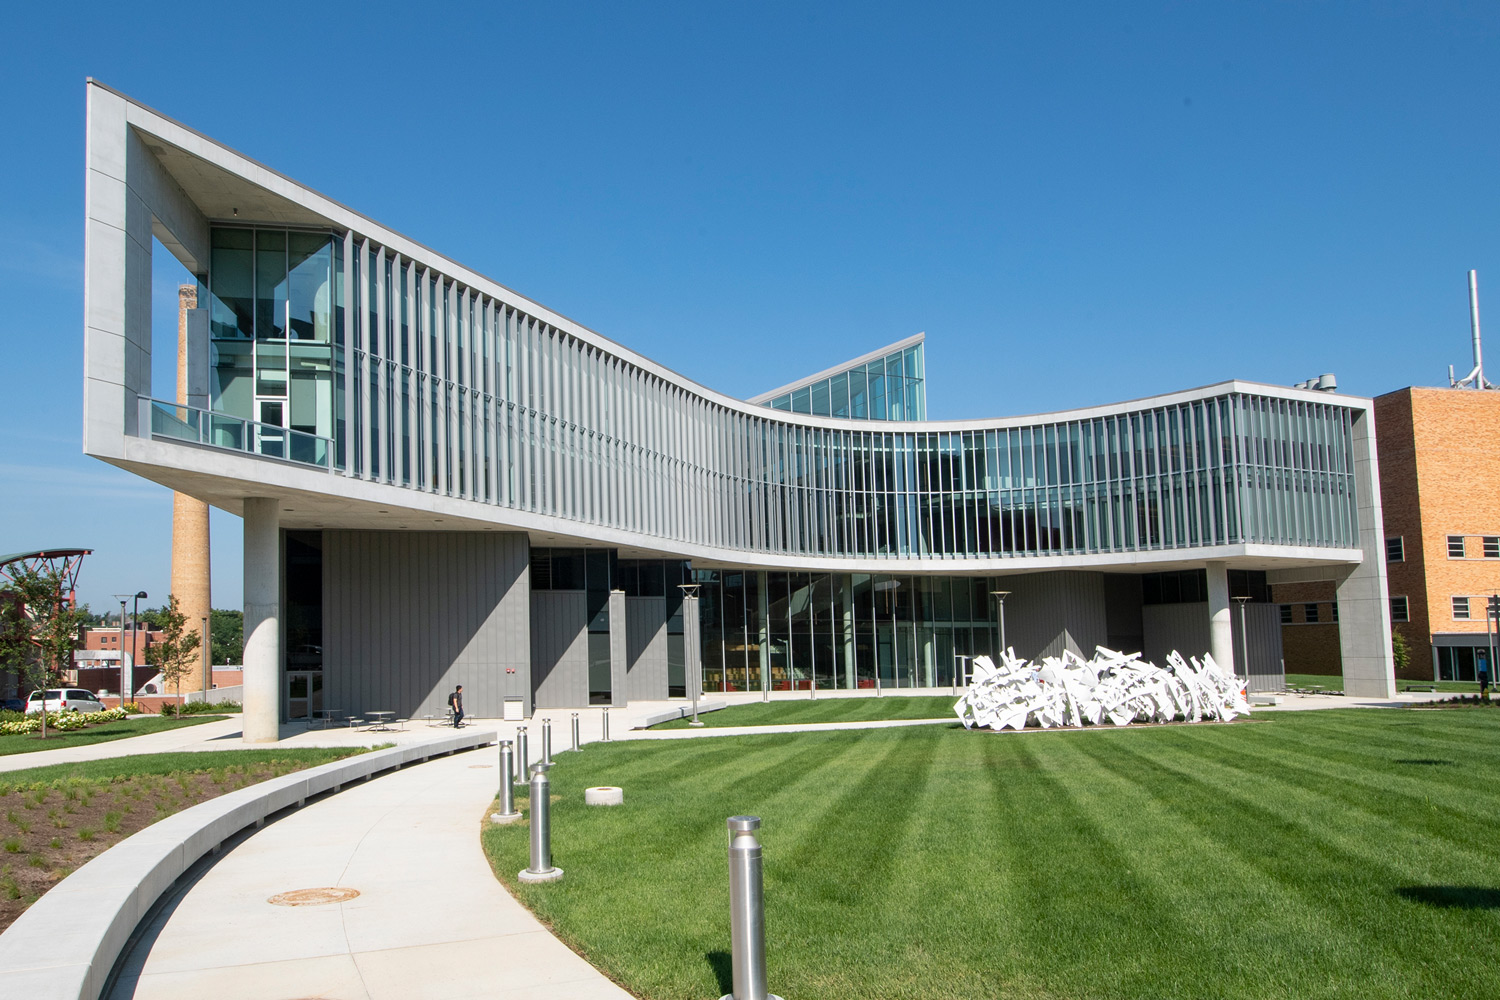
xmin=601 ymin=706 xmax=610 ymax=742
xmin=571 ymin=712 xmax=580 ymax=751
xmin=542 ymin=718 xmax=553 ymax=764
xmin=516 ymin=726 xmax=529 ymax=783
xmin=517 ymin=762 xmax=562 ymax=883
xmin=491 ymin=741 xmax=521 ymax=823
xmin=720 ymin=816 xmax=782 ymax=1000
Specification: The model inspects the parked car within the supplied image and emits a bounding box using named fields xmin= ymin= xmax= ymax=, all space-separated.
xmin=1 ymin=698 xmax=25 ymax=712
xmin=25 ymin=689 xmax=106 ymax=714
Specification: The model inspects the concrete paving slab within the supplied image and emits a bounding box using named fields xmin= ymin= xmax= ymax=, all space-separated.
xmin=108 ymin=745 xmax=632 ymax=1000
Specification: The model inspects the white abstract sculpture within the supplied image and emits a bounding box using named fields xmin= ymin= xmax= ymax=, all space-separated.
xmin=955 ymin=647 xmax=1251 ymax=731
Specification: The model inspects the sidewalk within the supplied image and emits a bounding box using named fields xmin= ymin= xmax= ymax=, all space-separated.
xmin=108 ymin=748 xmax=631 ymax=1000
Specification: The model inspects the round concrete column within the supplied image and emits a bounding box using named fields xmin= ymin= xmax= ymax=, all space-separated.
xmin=1205 ymin=560 xmax=1235 ymax=677
xmin=242 ymin=498 xmax=281 ymax=743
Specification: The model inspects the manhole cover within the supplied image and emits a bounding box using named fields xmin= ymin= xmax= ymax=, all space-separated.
xmin=268 ymin=887 xmax=361 ymax=906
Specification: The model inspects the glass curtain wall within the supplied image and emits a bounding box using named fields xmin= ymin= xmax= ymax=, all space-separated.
xmin=693 ymin=569 xmax=997 ymax=693
xmin=208 ymin=224 xmax=1363 ymax=565
xmin=208 ymin=227 xmax=342 ymax=465
xmin=764 ymin=342 xmax=926 ymax=420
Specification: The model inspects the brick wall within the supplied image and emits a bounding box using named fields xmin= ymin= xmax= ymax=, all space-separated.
xmin=1376 ymin=388 xmax=1500 ymax=679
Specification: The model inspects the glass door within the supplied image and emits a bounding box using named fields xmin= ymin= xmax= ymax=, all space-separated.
xmin=286 ymin=671 xmax=322 ymax=720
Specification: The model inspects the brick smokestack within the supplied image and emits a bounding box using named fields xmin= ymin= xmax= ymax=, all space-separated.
xmin=171 ymin=284 xmax=213 ymax=693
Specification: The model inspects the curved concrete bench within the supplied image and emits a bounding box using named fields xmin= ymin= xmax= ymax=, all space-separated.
xmin=0 ymin=729 xmax=496 ymax=1000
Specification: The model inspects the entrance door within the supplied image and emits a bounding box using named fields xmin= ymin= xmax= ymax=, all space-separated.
xmin=257 ymin=400 xmax=285 ymax=459
xmin=286 ymin=671 xmax=322 ymax=720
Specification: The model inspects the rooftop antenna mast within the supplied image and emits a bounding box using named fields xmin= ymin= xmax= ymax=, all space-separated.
xmin=1450 ymin=270 xmax=1496 ymax=389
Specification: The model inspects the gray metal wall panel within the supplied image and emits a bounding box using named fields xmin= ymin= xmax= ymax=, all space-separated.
xmin=625 ymin=596 xmax=668 ymax=700
xmin=1142 ymin=603 xmax=1210 ymax=667
xmin=1143 ymin=600 xmax=1283 ymax=690
xmin=531 ymin=591 xmax=588 ymax=708
xmin=322 ymin=530 xmax=530 ymax=720
xmin=994 ymin=571 xmax=1107 ymax=660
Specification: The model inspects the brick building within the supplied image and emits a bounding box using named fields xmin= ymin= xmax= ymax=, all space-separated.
xmin=1276 ymin=386 xmax=1500 ymax=681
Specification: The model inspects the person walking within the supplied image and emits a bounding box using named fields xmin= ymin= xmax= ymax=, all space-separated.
xmin=448 ymin=685 xmax=464 ymax=727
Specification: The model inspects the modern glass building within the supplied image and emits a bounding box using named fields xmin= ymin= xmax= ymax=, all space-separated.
xmin=81 ymin=83 xmax=1396 ymax=741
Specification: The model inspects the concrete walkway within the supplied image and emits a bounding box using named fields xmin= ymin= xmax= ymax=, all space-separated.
xmin=108 ymin=748 xmax=631 ymax=1000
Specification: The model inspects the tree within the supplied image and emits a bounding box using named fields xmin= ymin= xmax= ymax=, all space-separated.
xmin=152 ymin=595 xmax=201 ymax=718
xmin=210 ymin=608 xmax=243 ymax=665
xmin=1392 ymin=626 xmax=1411 ymax=675
xmin=0 ymin=566 xmax=92 ymax=738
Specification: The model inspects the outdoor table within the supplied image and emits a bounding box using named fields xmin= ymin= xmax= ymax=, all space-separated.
xmin=365 ymin=711 xmax=396 ymax=732
xmin=310 ymin=709 xmax=344 ymax=729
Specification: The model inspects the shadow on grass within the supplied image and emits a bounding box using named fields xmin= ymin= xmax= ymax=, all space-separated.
xmin=1397 ymin=886 xmax=1500 ymax=909
xmin=706 ymin=949 xmax=732 ymax=995
xmin=1394 ymin=758 xmax=1455 ymax=766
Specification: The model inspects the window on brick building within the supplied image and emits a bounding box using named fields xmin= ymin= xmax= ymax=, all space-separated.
xmin=1385 ymin=537 xmax=1404 ymax=563
xmin=1390 ymin=596 xmax=1409 ymax=622
xmin=1279 ymin=604 xmax=1293 ymax=625
xmin=1304 ymin=603 xmax=1320 ymax=623
xmin=1453 ymin=596 xmax=1471 ymax=620
xmin=1331 ymin=602 xmax=1339 ymax=623
xmin=1449 ymin=535 xmax=1467 ymax=559
xmin=1485 ymin=537 xmax=1500 ymax=559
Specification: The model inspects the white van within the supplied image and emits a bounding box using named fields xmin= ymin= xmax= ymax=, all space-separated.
xmin=25 ymin=689 xmax=106 ymax=715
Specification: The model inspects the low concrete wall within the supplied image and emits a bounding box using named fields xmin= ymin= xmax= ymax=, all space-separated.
xmin=635 ymin=700 xmax=728 ymax=728
xmin=0 ymin=728 xmax=496 ymax=1000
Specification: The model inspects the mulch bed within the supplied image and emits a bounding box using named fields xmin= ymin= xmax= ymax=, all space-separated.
xmin=0 ymin=761 xmax=318 ymax=933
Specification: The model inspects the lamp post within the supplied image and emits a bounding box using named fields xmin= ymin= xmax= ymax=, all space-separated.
xmin=679 ymin=584 xmax=704 ymax=726
xmin=114 ymin=598 xmax=127 ymax=703
xmin=131 ymin=590 xmax=147 ymax=696
xmin=990 ymin=591 xmax=1011 ymax=659
xmin=1487 ymin=594 xmax=1500 ymax=700
xmin=1232 ymin=596 xmax=1252 ymax=687
xmin=201 ymin=615 xmax=211 ymax=700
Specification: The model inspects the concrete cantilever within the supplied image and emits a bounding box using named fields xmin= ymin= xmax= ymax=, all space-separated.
xmin=0 ymin=729 xmax=496 ymax=1000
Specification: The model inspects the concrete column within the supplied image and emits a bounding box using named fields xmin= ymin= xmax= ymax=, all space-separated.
xmin=1206 ymin=560 xmax=1235 ymax=677
xmin=1340 ymin=410 xmax=1397 ymax=697
xmin=608 ymin=589 xmax=628 ymax=708
xmin=242 ymin=498 xmax=281 ymax=742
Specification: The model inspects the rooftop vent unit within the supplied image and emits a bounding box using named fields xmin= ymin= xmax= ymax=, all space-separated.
xmin=1293 ymin=374 xmax=1338 ymax=392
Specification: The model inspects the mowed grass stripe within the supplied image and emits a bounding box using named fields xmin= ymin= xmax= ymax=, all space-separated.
xmin=651 ymin=695 xmax=960 ymax=728
xmin=1094 ymin=731 xmax=1500 ymax=997
xmin=1065 ymin=734 xmax=1425 ymax=998
xmin=1258 ymin=710 xmax=1500 ymax=767
xmin=1155 ymin=722 xmax=1500 ymax=856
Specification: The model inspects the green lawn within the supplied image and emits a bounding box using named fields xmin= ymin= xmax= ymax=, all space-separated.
xmin=484 ymin=709 xmax=1500 ymax=1000
xmin=0 ymin=748 xmax=367 ymax=788
xmin=651 ymin=695 xmax=959 ymax=729
xmin=0 ymin=715 xmax=226 ymax=756
xmin=1283 ymin=673 xmax=1483 ymax=694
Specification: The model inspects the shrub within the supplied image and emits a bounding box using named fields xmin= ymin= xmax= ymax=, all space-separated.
xmin=158 ymin=700 xmax=241 ymax=717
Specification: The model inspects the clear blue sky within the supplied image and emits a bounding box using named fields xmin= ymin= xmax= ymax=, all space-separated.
xmin=2 ymin=2 xmax=1497 ymax=614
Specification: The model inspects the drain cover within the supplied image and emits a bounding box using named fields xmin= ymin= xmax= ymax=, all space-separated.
xmin=268 ymin=887 xmax=361 ymax=906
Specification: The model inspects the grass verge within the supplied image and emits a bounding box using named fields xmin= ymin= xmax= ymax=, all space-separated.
xmin=0 ymin=715 xmax=226 ymax=756
xmin=0 ymin=747 xmax=369 ymax=932
xmin=650 ymin=695 xmax=960 ymax=729
xmin=485 ymin=707 xmax=1500 ymax=999
xmin=1284 ymin=673 xmax=1485 ymax=695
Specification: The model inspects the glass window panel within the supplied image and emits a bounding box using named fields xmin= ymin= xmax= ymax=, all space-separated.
xmin=831 ymin=374 xmax=850 ymax=417
xmin=254 ymin=230 xmax=287 ymax=340
xmin=810 ymin=379 xmax=831 ymax=416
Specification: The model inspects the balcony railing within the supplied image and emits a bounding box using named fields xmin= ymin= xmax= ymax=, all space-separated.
xmin=141 ymin=398 xmax=333 ymax=471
